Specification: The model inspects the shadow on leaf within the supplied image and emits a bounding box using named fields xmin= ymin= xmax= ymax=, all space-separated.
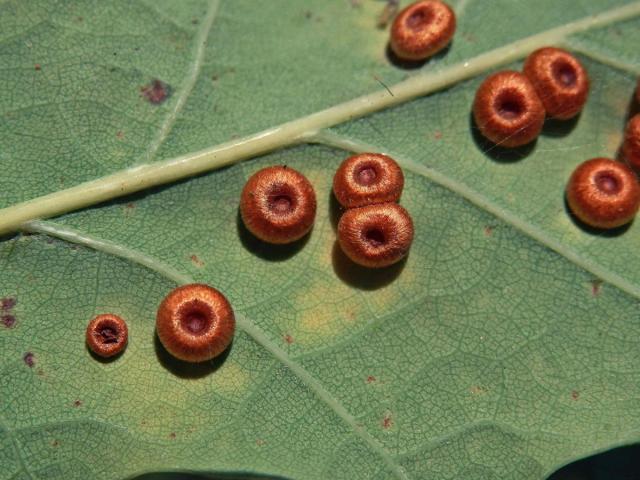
xmin=385 ymin=42 xmax=452 ymax=70
xmin=332 ymin=241 xmax=405 ymax=290
xmin=541 ymin=114 xmax=581 ymax=138
xmin=469 ymin=111 xmax=537 ymax=163
xmin=237 ymin=210 xmax=310 ymax=261
xmin=154 ymin=333 xmax=231 ymax=379
xmin=329 ymin=192 xmax=345 ymax=233
xmin=563 ymin=196 xmax=632 ymax=237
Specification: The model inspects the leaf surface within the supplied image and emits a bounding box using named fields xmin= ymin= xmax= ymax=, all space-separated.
xmin=1 ymin=1 xmax=640 ymax=479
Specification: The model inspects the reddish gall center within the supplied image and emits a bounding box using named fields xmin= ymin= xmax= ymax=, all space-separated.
xmin=364 ymin=228 xmax=386 ymax=247
xmin=356 ymin=165 xmax=378 ymax=186
xmin=594 ymin=171 xmax=620 ymax=195
xmin=406 ymin=6 xmax=432 ymax=30
xmin=99 ymin=326 xmax=118 ymax=344
xmin=179 ymin=300 xmax=213 ymax=334
xmin=552 ymin=61 xmax=577 ymax=87
xmin=495 ymin=91 xmax=524 ymax=120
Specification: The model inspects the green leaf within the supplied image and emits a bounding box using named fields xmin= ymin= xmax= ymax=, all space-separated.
xmin=1 ymin=1 xmax=640 ymax=479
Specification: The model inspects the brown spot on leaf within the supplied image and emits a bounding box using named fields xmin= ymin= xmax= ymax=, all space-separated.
xmin=34 ymin=64 xmax=41 ymax=71
xmin=470 ymin=385 xmax=487 ymax=395
xmin=191 ymin=18 xmax=199 ymax=25
xmin=284 ymin=334 xmax=294 ymax=344
xmin=434 ymin=131 xmax=442 ymax=140
xmin=1 ymin=297 xmax=16 ymax=310
xmin=190 ymin=254 xmax=204 ymax=267
xmin=256 ymin=439 xmax=266 ymax=446
xmin=366 ymin=375 xmax=376 ymax=384
xmin=52 ymin=440 xmax=59 ymax=447
xmin=571 ymin=390 xmax=580 ymax=400
xmin=73 ymin=400 xmax=82 ymax=407
xmin=116 ymin=130 xmax=124 ymax=139
xmin=169 ymin=432 xmax=176 ymax=439
xmin=591 ymin=279 xmax=602 ymax=296
xmin=382 ymin=414 xmax=393 ymax=429
xmin=2 ymin=315 xmax=16 ymax=328
xmin=23 ymin=352 xmax=35 ymax=368
xmin=141 ymin=79 xmax=171 ymax=105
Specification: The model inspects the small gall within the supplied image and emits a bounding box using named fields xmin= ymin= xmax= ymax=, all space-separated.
xmin=566 ymin=158 xmax=640 ymax=229
xmin=156 ymin=284 xmax=235 ymax=363
xmin=623 ymin=114 xmax=640 ymax=172
xmin=523 ymin=47 xmax=590 ymax=120
xmin=338 ymin=203 xmax=414 ymax=268
xmin=390 ymin=0 xmax=456 ymax=61
xmin=333 ymin=153 xmax=404 ymax=208
xmin=86 ymin=314 xmax=128 ymax=358
xmin=473 ymin=70 xmax=545 ymax=147
xmin=240 ymin=166 xmax=317 ymax=244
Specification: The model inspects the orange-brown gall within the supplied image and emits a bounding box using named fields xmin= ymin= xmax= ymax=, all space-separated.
xmin=523 ymin=47 xmax=590 ymax=120
xmin=86 ymin=314 xmax=128 ymax=358
xmin=623 ymin=114 xmax=640 ymax=172
xmin=240 ymin=166 xmax=316 ymax=244
xmin=566 ymin=158 xmax=640 ymax=229
xmin=390 ymin=0 xmax=456 ymax=61
xmin=338 ymin=203 xmax=414 ymax=268
xmin=473 ymin=70 xmax=545 ymax=148
xmin=156 ymin=284 xmax=235 ymax=363
xmin=333 ymin=153 xmax=404 ymax=208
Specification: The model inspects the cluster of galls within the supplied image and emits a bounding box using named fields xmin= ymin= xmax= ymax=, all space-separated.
xmin=87 ymin=283 xmax=235 ymax=363
xmin=87 ymin=157 xmax=416 ymax=363
xmin=473 ymin=48 xmax=640 ymax=230
xmin=239 ymin=156 xmax=414 ymax=268
xmin=333 ymin=153 xmax=414 ymax=268
xmin=473 ymin=47 xmax=590 ymax=148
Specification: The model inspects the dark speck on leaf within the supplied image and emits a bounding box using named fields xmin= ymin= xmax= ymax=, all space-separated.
xmin=382 ymin=414 xmax=393 ymax=429
xmin=23 ymin=352 xmax=35 ymax=367
xmin=284 ymin=334 xmax=294 ymax=344
xmin=34 ymin=64 xmax=41 ymax=71
xmin=591 ymin=279 xmax=602 ymax=296
xmin=571 ymin=390 xmax=580 ymax=400
xmin=2 ymin=315 xmax=16 ymax=328
xmin=1 ymin=297 xmax=16 ymax=310
xmin=73 ymin=400 xmax=82 ymax=407
xmin=366 ymin=375 xmax=376 ymax=383
xmin=141 ymin=79 xmax=171 ymax=105
xmin=169 ymin=432 xmax=176 ymax=439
